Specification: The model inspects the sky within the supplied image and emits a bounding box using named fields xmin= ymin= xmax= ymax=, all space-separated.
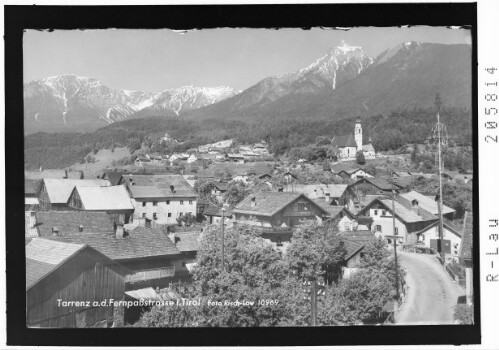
xmin=23 ymin=26 xmax=471 ymax=92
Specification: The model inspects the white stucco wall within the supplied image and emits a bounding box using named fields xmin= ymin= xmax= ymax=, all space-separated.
xmin=131 ymin=198 xmax=197 ymax=225
xmin=369 ymin=208 xmax=407 ymax=243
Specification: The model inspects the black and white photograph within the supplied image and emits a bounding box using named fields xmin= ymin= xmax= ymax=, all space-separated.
xmin=4 ymin=2 xmax=484 ymax=347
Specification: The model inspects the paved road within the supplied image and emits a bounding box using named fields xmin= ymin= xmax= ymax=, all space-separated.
xmin=395 ymin=252 xmax=463 ymax=325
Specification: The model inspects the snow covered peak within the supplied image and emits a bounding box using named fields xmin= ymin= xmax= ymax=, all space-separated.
xmin=336 ymin=40 xmax=363 ymax=53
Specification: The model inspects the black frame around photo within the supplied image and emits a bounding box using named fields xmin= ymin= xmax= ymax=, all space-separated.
xmin=5 ymin=3 xmax=479 ymax=346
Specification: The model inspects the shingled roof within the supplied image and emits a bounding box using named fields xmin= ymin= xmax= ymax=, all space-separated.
xmin=26 ymin=238 xmax=86 ymax=290
xmin=25 ymin=179 xmax=38 ymax=196
xmin=25 ymin=169 xmax=67 ymax=180
xmin=50 ymin=226 xmax=181 ymax=260
xmin=331 ymin=135 xmax=357 ymax=148
xmin=460 ymin=212 xmax=473 ymax=262
xmin=290 ymin=184 xmax=349 ymax=199
xmin=400 ymin=190 xmax=455 ymax=216
xmin=34 ymin=211 xmax=115 ymax=237
xmin=338 ymin=230 xmax=377 ymax=245
xmin=72 ymin=185 xmax=134 ymax=211
xmin=234 ymin=192 xmax=328 ymax=217
xmin=355 ymin=177 xmax=404 ymax=191
xmin=43 ymin=178 xmax=110 ymax=204
xmin=175 ymin=232 xmax=202 ymax=252
xmin=123 ymin=174 xmax=197 ymax=198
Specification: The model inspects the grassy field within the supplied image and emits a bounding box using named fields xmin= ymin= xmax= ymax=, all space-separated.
xmin=69 ymin=147 xmax=130 ymax=177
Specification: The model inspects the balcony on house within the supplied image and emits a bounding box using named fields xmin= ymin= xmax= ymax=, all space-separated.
xmin=125 ymin=266 xmax=176 ymax=283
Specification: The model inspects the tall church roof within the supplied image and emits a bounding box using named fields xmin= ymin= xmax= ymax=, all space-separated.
xmin=332 ymin=135 xmax=357 ymax=148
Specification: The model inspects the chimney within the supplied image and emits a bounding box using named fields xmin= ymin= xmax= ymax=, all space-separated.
xmin=411 ymin=199 xmax=420 ymax=215
xmin=78 ymin=225 xmax=84 ymax=232
xmin=314 ymin=189 xmax=318 ymax=199
xmin=115 ymin=223 xmax=124 ymax=239
xmin=251 ymin=196 xmax=256 ymax=208
xmin=39 ymin=166 xmax=43 ymax=172
xmin=52 ymin=227 xmax=59 ymax=236
xmin=170 ymin=185 xmax=175 ymax=193
xmin=325 ymin=193 xmax=331 ymax=204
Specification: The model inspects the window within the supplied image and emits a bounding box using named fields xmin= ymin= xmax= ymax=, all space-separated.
xmin=421 ymin=234 xmax=425 ymax=241
xmin=142 ymin=213 xmax=146 ymax=218
xmin=180 ymin=212 xmax=183 ymax=217
xmin=166 ymin=200 xmax=170 ymax=205
xmin=153 ymin=201 xmax=158 ymax=206
xmin=296 ymin=202 xmax=310 ymax=211
xmin=387 ymin=239 xmax=392 ymax=244
xmin=153 ymin=213 xmax=157 ymax=220
xmin=375 ymin=225 xmax=382 ymax=232
xmin=168 ymin=213 xmax=172 ymax=218
xmin=189 ymin=200 xmax=193 ymax=205
xmin=382 ymin=210 xmax=386 ymax=216
xmin=180 ymin=200 xmax=184 ymax=205
xmin=189 ymin=212 xmax=193 ymax=216
xmin=394 ymin=227 xmax=399 ymax=235
xmin=142 ymin=202 xmax=146 ymax=207
xmin=374 ymin=210 xmax=378 ymax=215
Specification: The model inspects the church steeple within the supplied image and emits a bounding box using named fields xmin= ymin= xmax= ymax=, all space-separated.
xmin=354 ymin=116 xmax=362 ymax=151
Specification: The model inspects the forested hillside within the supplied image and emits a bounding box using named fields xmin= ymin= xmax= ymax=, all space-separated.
xmin=24 ymin=106 xmax=472 ymax=170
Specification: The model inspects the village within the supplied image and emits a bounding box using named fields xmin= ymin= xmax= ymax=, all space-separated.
xmin=24 ymin=116 xmax=474 ymax=328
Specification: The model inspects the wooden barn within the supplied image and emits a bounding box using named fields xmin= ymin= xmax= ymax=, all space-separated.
xmin=26 ymin=238 xmax=127 ymax=328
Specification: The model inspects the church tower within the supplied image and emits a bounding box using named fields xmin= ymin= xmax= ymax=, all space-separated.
xmin=354 ymin=116 xmax=363 ymax=151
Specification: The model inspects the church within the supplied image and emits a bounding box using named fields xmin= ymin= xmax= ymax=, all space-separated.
xmin=331 ymin=117 xmax=376 ymax=160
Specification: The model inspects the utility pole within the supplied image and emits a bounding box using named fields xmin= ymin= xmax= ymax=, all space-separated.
xmin=303 ymin=280 xmax=326 ymax=326
xmin=389 ymin=170 xmax=400 ymax=300
xmin=221 ymin=207 xmax=226 ymax=272
xmin=435 ymin=94 xmax=446 ymax=264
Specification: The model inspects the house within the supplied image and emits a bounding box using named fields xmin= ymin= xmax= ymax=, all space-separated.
xmin=331 ymin=117 xmax=375 ymax=160
xmin=337 ymin=230 xmax=377 ymax=278
xmin=232 ymin=192 xmax=329 ymax=255
xmin=169 ymin=153 xmax=189 ymax=163
xmin=25 ymin=179 xmax=40 ymax=212
xmin=211 ymin=182 xmax=229 ymax=200
xmin=122 ymin=174 xmax=198 ymax=225
xmin=349 ymin=177 xmax=405 ymax=196
xmin=357 ymin=196 xmax=442 ymax=246
xmin=37 ymin=178 xmax=110 ymax=211
xmin=187 ymin=154 xmax=198 ymax=164
xmin=160 ymin=132 xmax=179 ymax=144
xmin=285 ymin=184 xmax=356 ymax=207
xmin=203 ymin=205 xmax=233 ymax=225
xmin=459 ymin=212 xmax=473 ymax=305
xmin=32 ymin=211 xmax=115 ymax=237
xmin=134 ymin=156 xmax=151 ymax=167
xmin=67 ymin=185 xmax=135 ymax=223
xmin=253 ymin=143 xmax=269 ymax=154
xmin=282 ymin=171 xmax=298 ymax=183
xmin=146 ymin=153 xmax=164 ymax=165
xmin=25 ymin=169 xmax=68 ymax=180
xmin=172 ymin=231 xmax=203 ymax=277
xmin=337 ymin=168 xmax=374 ymax=180
xmin=412 ymin=219 xmax=462 ymax=262
xmin=26 ymin=238 xmax=127 ymax=327
xmin=225 ymin=153 xmax=245 ymax=164
xmin=51 ymin=226 xmax=184 ymax=290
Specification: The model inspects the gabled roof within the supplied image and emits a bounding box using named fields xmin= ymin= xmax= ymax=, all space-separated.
xmin=460 ymin=212 xmax=473 ymax=261
xmin=202 ymin=205 xmax=233 ymax=217
xmin=35 ymin=211 xmax=114 ymax=237
xmin=338 ymin=230 xmax=376 ymax=245
xmin=354 ymin=177 xmax=403 ymax=191
xmin=212 ymin=182 xmax=229 ymax=191
xmin=233 ymin=192 xmax=328 ymax=217
xmin=103 ymin=171 xmax=123 ymax=186
xmin=311 ymin=201 xmax=344 ymax=218
xmin=399 ymin=191 xmax=455 ymax=216
xmin=226 ymin=153 xmax=245 ymax=159
xmin=175 ymin=232 xmax=202 ymax=252
xmin=331 ymin=135 xmax=357 ymax=148
xmin=72 ymin=185 xmax=134 ymax=211
xmin=123 ymin=174 xmax=197 ymax=198
xmin=289 ymin=184 xmax=348 ymax=199
xmin=338 ymin=168 xmax=361 ymax=176
xmin=50 ymin=226 xmax=181 ymax=260
xmin=25 ymin=169 xmax=67 ymax=180
xmin=359 ymin=198 xmax=438 ymax=225
xmin=26 ymin=238 xmax=86 ymax=290
xmin=340 ymin=239 xmax=365 ymax=261
xmin=43 ymin=178 xmax=110 ymax=204
xmin=362 ymin=144 xmax=375 ymax=152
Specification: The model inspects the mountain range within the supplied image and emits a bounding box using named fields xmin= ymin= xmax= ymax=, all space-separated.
xmin=24 ymin=76 xmax=240 ymax=133
xmin=24 ymin=41 xmax=471 ymax=134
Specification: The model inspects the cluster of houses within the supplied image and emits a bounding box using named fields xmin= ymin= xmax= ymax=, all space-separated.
xmin=24 ymin=158 xmax=473 ymax=327
xmin=134 ymin=139 xmax=271 ymax=167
